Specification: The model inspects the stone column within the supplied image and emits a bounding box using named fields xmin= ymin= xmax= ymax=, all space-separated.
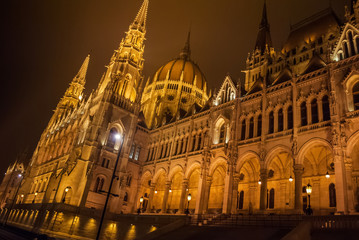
xmin=334 ymin=154 xmax=349 ymax=214
xmin=146 ymin=185 xmax=155 ymax=213
xmin=202 ymin=177 xmax=212 ymax=213
xmin=222 ymin=166 xmax=234 ymax=214
xmin=231 ymin=177 xmax=240 ymax=214
xmin=345 ymin=159 xmax=355 ymax=213
xmin=294 ymin=164 xmax=304 ymax=212
xmin=259 ymin=169 xmax=268 ymax=211
xmin=312 ymin=178 xmax=320 ymax=210
xmin=280 ymin=181 xmax=287 ymax=211
xmin=178 ymin=179 xmax=188 ymax=213
xmin=195 ymin=173 xmax=207 ymax=214
xmin=161 ymin=182 xmax=171 ymax=213
xmin=283 ymin=110 xmax=288 ymax=130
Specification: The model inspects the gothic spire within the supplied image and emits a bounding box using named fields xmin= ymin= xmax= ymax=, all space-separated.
xmin=60 ymin=55 xmax=90 ymax=109
xmin=255 ymin=0 xmax=273 ymax=53
xmin=130 ymin=0 xmax=149 ymax=32
xmin=180 ymin=31 xmax=191 ymax=60
xmin=72 ymin=54 xmax=90 ymax=85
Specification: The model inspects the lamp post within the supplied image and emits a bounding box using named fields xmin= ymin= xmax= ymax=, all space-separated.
xmin=138 ymin=196 xmax=144 ymax=215
xmin=96 ymin=133 xmax=125 ymax=240
xmin=306 ymin=183 xmax=313 ymax=215
xmin=62 ymin=187 xmax=70 ymax=203
xmin=185 ymin=194 xmax=191 ymax=215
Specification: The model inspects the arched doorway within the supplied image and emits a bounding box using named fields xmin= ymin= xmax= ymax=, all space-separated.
xmin=208 ymin=165 xmax=226 ymax=213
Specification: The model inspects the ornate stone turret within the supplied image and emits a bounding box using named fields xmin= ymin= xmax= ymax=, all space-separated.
xmin=97 ymin=0 xmax=149 ymax=102
xmin=52 ymin=55 xmax=90 ymax=122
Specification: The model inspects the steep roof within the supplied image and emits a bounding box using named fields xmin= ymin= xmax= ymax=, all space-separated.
xmin=282 ymin=8 xmax=341 ymax=53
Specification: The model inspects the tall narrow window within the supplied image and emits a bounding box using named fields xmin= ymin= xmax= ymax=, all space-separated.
xmin=353 ymin=82 xmax=359 ymax=110
xmin=238 ymin=191 xmax=244 ymax=209
xmin=322 ymin=96 xmax=331 ymax=121
xmin=219 ymin=124 xmax=226 ymax=143
xmin=311 ymin=99 xmax=319 ymax=124
xmin=134 ymin=146 xmax=141 ymax=160
xmin=356 ymin=37 xmax=359 ymax=54
xmin=329 ymin=183 xmax=336 ymax=207
xmin=269 ymin=188 xmax=275 ymax=209
xmin=241 ymin=119 xmax=246 ymax=140
xmin=197 ymin=134 xmax=202 ymax=150
xmin=348 ymin=31 xmax=356 ymax=56
xmin=257 ymin=115 xmax=262 ymax=137
xmin=287 ymin=106 xmax=293 ymax=129
xmin=129 ymin=144 xmax=135 ymax=159
xmin=344 ymin=42 xmax=349 ymax=58
xmin=107 ymin=128 xmax=118 ymax=148
xmin=278 ymin=109 xmax=284 ymax=132
xmin=249 ymin=117 xmax=254 ymax=138
xmin=301 ymin=102 xmax=307 ymax=126
xmin=269 ymin=112 xmax=274 ymax=134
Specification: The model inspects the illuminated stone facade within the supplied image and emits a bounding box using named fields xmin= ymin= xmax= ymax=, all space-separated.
xmin=2 ymin=1 xmax=359 ymax=226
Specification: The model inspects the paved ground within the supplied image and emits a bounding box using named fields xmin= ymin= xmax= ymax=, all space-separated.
xmin=311 ymin=229 xmax=359 ymax=240
xmin=156 ymin=226 xmax=292 ymax=240
xmin=0 ymin=226 xmax=50 ymax=240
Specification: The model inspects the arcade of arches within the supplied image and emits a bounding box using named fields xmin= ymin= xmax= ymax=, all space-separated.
xmin=136 ymin=137 xmax=359 ymax=215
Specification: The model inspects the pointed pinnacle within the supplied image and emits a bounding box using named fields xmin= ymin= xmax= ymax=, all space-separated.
xmin=74 ymin=54 xmax=90 ymax=83
xmin=131 ymin=0 xmax=149 ymax=32
xmin=180 ymin=30 xmax=191 ymax=60
xmin=260 ymin=0 xmax=269 ymax=28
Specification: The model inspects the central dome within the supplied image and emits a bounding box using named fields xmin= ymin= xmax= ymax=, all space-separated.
xmin=153 ymin=58 xmax=206 ymax=89
xmin=141 ymin=32 xmax=209 ymax=129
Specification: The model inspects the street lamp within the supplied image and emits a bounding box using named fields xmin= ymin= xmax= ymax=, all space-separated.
xmin=62 ymin=187 xmax=70 ymax=203
xmin=20 ymin=194 xmax=24 ymax=204
xmin=185 ymin=194 xmax=192 ymax=215
xmin=325 ymin=171 xmax=330 ymax=179
xmin=289 ymin=176 xmax=293 ymax=182
xmin=258 ymin=179 xmax=262 ymax=185
xmin=138 ymin=196 xmax=144 ymax=215
xmin=306 ymin=183 xmax=313 ymax=215
xmin=32 ymin=192 xmax=38 ymax=204
xmin=96 ymin=132 xmax=125 ymax=240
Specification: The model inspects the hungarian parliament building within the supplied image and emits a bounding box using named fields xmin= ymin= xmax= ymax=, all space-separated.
xmin=1 ymin=0 xmax=359 ymax=234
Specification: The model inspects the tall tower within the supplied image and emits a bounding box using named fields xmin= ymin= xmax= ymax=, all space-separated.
xmin=254 ymin=0 xmax=273 ymax=53
xmin=52 ymin=55 xmax=90 ymax=122
xmin=98 ymin=0 xmax=149 ymax=103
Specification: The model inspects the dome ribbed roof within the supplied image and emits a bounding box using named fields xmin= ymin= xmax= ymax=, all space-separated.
xmin=153 ymin=58 xmax=206 ymax=89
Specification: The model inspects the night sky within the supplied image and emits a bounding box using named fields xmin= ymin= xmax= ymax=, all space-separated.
xmin=0 ymin=0 xmax=348 ymax=176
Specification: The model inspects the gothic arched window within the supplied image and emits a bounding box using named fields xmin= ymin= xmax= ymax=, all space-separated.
xmin=329 ymin=183 xmax=336 ymax=207
xmin=311 ymin=99 xmax=319 ymax=124
xmin=238 ymin=191 xmax=244 ymax=209
xmin=241 ymin=119 xmax=246 ymax=140
xmin=257 ymin=115 xmax=262 ymax=137
xmin=268 ymin=111 xmax=274 ymax=134
xmin=94 ymin=177 xmax=105 ymax=193
xmin=278 ymin=109 xmax=284 ymax=132
xmin=249 ymin=117 xmax=254 ymax=138
xmin=300 ymin=102 xmax=307 ymax=126
xmin=219 ymin=124 xmax=226 ymax=143
xmin=353 ymin=82 xmax=359 ymax=111
xmin=322 ymin=95 xmax=331 ymax=121
xmin=107 ymin=128 xmax=118 ymax=148
xmin=348 ymin=31 xmax=356 ymax=56
xmin=124 ymin=192 xmax=128 ymax=202
xmin=287 ymin=106 xmax=293 ymax=129
xmin=269 ymin=188 xmax=275 ymax=209
xmin=344 ymin=42 xmax=349 ymax=58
